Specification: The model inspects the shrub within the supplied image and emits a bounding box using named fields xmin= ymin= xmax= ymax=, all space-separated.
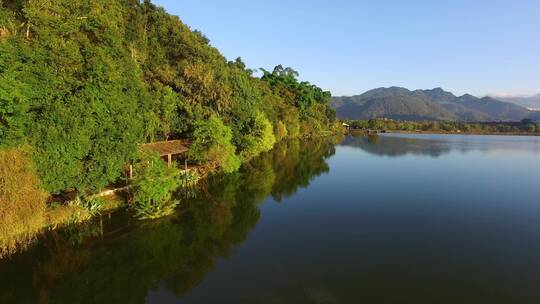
xmin=178 ymin=170 xmax=200 ymax=199
xmin=46 ymin=202 xmax=92 ymax=229
xmin=179 ymin=170 xmax=199 ymax=188
xmin=240 ymin=111 xmax=276 ymax=159
xmin=189 ymin=116 xmax=241 ymax=173
xmin=46 ymin=196 xmax=108 ymax=230
xmin=0 ymin=148 xmax=48 ymax=257
xmin=70 ymin=196 xmax=105 ymax=216
xmin=130 ymin=150 xmax=181 ymax=220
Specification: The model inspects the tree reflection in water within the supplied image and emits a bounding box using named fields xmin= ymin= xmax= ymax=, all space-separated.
xmin=0 ymin=137 xmax=340 ymax=304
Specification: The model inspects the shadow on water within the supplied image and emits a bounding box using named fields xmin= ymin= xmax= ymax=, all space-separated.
xmin=0 ymin=137 xmax=339 ymax=304
xmin=341 ymin=133 xmax=540 ymax=158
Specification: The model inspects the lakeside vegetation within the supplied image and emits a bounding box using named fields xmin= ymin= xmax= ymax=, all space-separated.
xmin=0 ymin=1 xmax=339 ymax=257
xmin=0 ymin=138 xmax=339 ymax=303
xmin=345 ymin=118 xmax=540 ymax=135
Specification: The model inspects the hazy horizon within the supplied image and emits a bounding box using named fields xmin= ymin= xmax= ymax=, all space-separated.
xmin=153 ymin=0 xmax=540 ymax=97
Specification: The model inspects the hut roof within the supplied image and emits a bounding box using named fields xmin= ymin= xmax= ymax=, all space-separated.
xmin=141 ymin=140 xmax=189 ymax=156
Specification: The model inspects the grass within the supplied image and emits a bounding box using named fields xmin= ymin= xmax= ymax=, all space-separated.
xmin=0 ymin=149 xmax=126 ymax=258
xmin=0 ymin=148 xmax=48 ymax=258
xmin=1 ymin=195 xmax=125 ymax=259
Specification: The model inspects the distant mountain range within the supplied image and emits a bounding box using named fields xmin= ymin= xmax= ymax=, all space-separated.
xmin=496 ymin=94 xmax=540 ymax=110
xmin=331 ymin=87 xmax=535 ymax=121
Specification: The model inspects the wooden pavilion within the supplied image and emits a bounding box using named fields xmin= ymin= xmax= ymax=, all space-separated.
xmin=128 ymin=140 xmax=190 ymax=179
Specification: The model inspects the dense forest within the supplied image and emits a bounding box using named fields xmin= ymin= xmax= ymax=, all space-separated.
xmin=0 ymin=0 xmax=338 ymax=255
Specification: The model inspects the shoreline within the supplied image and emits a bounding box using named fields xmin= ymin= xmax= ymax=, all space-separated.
xmin=1 ymin=134 xmax=343 ymax=259
xmin=349 ymin=130 xmax=540 ymax=137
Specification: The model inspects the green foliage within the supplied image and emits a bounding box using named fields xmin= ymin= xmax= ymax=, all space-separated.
xmin=260 ymin=65 xmax=336 ymax=137
xmin=239 ymin=111 xmax=276 ymax=159
xmin=68 ymin=196 xmax=105 ymax=217
xmin=0 ymin=37 xmax=30 ymax=148
xmin=130 ymin=150 xmax=181 ymax=220
xmin=145 ymin=84 xmax=185 ymax=142
xmin=261 ymin=65 xmax=331 ymax=114
xmin=0 ymin=0 xmax=337 ymax=197
xmin=0 ymin=0 xmax=342 ymax=257
xmin=179 ymin=169 xmax=199 ymax=188
xmin=345 ymin=118 xmax=540 ymax=134
xmin=0 ymin=1 xmax=147 ymax=193
xmin=189 ymin=116 xmax=241 ymax=173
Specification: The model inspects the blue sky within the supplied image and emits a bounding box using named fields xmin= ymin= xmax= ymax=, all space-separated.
xmin=153 ymin=0 xmax=540 ymax=97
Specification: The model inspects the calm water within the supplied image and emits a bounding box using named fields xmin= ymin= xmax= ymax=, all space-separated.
xmin=2 ymin=134 xmax=540 ymax=303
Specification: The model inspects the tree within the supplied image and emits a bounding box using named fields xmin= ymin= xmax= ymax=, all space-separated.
xmin=0 ymin=0 xmax=337 ymax=198
xmin=130 ymin=150 xmax=181 ymax=220
xmin=260 ymin=65 xmax=334 ymax=133
xmin=239 ymin=111 xmax=276 ymax=159
xmin=188 ymin=116 xmax=241 ymax=173
xmin=368 ymin=119 xmax=385 ymax=130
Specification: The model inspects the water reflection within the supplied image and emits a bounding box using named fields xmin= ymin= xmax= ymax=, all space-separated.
xmin=341 ymin=133 xmax=540 ymax=157
xmin=0 ymin=137 xmax=339 ymax=304
xmin=4 ymin=134 xmax=540 ymax=303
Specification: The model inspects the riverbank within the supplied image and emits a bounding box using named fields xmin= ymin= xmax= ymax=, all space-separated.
xmin=0 ymin=137 xmax=346 ymax=302
xmin=350 ymin=129 xmax=540 ymax=137
xmin=0 ymin=194 xmax=125 ymax=259
xmin=0 ymin=132 xmax=342 ymax=259
xmin=0 ymin=160 xmax=204 ymax=259
xmin=345 ymin=118 xmax=540 ymax=137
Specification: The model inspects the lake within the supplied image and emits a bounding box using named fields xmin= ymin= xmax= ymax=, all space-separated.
xmin=1 ymin=133 xmax=540 ymax=303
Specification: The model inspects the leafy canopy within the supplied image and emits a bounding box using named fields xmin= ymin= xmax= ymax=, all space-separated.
xmin=188 ymin=116 xmax=241 ymax=173
xmin=131 ymin=150 xmax=181 ymax=220
xmin=0 ymin=0 xmax=337 ymax=196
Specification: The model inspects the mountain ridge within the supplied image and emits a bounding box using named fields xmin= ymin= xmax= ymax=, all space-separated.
xmin=331 ymin=87 xmax=532 ymax=121
xmin=496 ymin=94 xmax=540 ymax=109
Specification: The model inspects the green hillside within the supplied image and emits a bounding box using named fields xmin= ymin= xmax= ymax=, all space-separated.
xmin=0 ymin=0 xmax=338 ymax=195
xmin=332 ymin=87 xmax=531 ymax=121
xmin=331 ymin=87 xmax=456 ymax=121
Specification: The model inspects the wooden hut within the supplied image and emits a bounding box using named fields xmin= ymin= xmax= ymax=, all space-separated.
xmin=128 ymin=140 xmax=190 ymax=179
